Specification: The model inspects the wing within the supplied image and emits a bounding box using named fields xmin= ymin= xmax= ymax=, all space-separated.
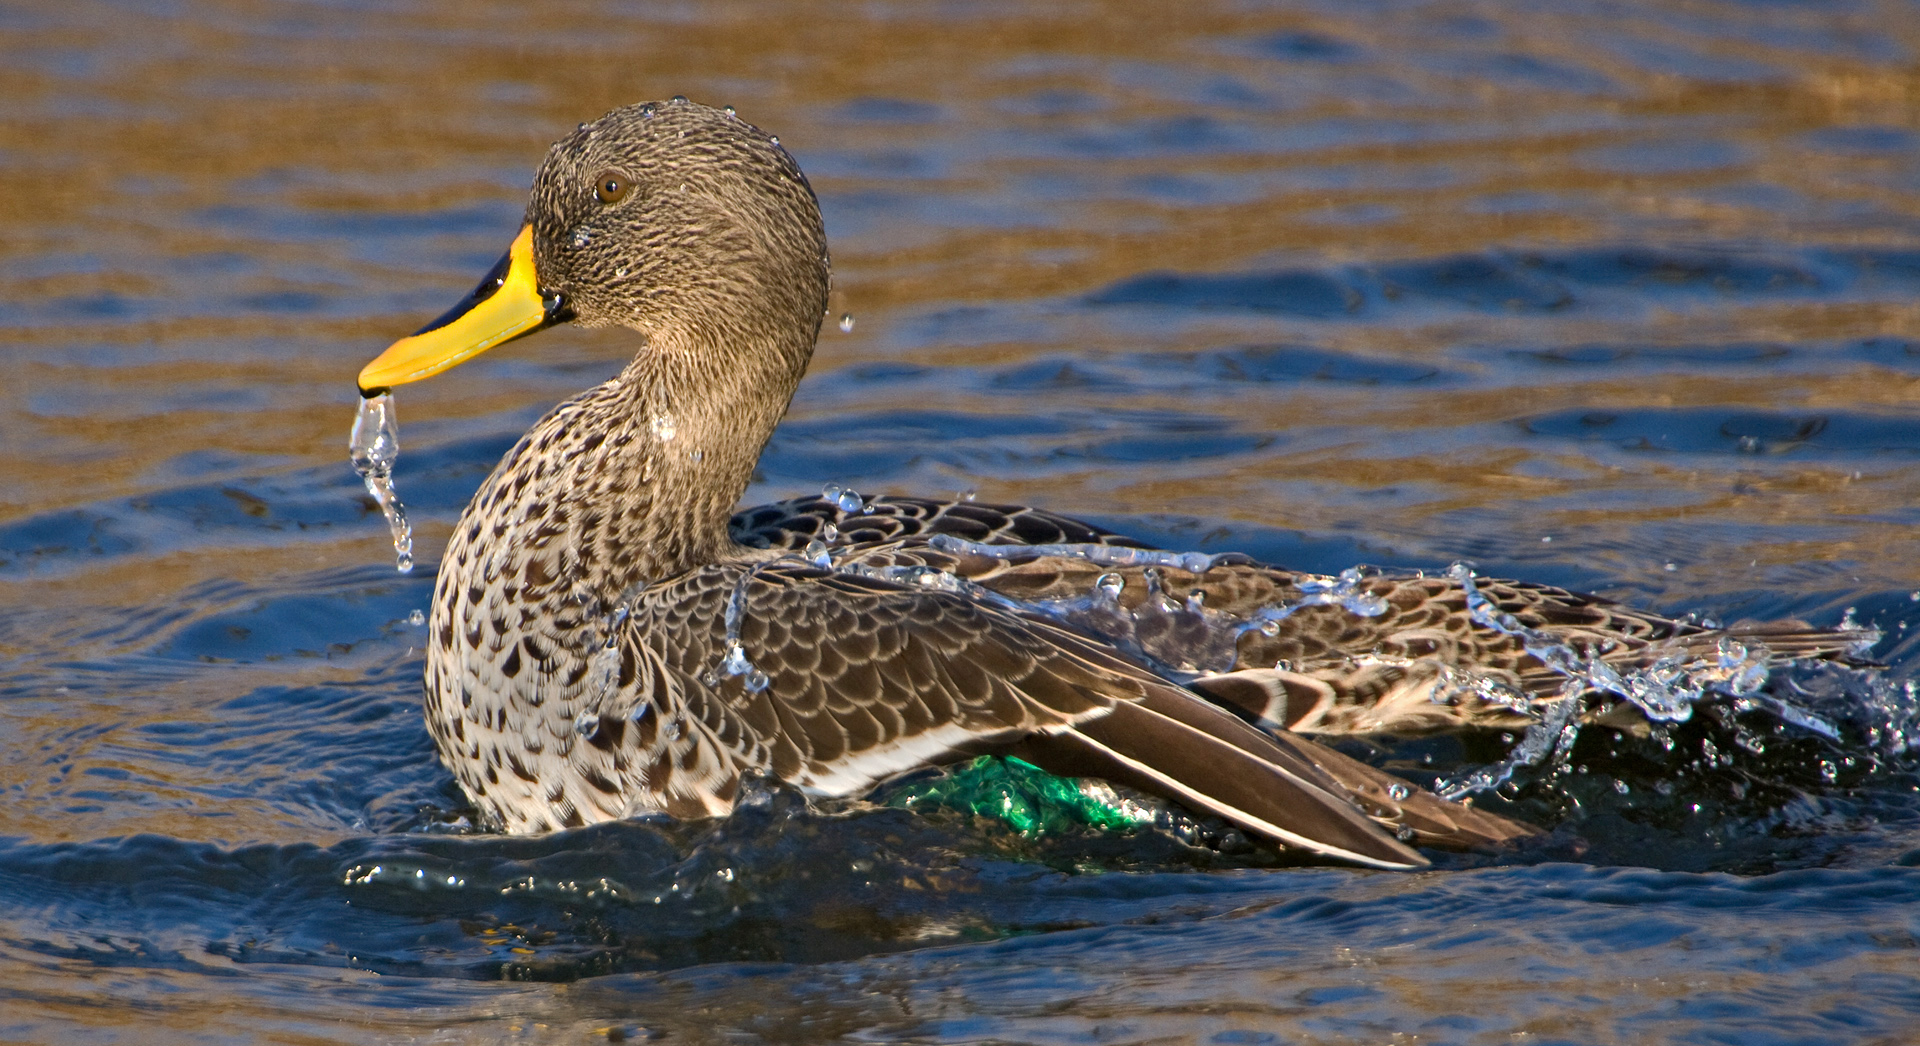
xmin=627 ymin=562 xmax=1117 ymax=793
xmin=620 ymin=561 xmax=1449 ymax=869
xmin=901 ymin=549 xmax=1871 ymax=734
xmin=729 ymin=494 xmax=1152 ymax=550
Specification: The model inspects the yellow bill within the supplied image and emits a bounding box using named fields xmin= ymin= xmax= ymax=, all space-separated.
xmin=357 ymin=224 xmax=565 ymax=394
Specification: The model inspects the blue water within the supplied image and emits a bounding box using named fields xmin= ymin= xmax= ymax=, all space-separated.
xmin=6 ymin=1 xmax=1920 ymax=1042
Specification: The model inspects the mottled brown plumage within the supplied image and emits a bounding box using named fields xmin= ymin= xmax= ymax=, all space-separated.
xmin=373 ymin=100 xmax=1860 ymax=869
xmin=734 ymin=494 xmax=1872 ymax=737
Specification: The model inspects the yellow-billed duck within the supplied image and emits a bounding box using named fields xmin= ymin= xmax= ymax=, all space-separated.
xmin=356 ymin=100 xmax=1870 ymax=869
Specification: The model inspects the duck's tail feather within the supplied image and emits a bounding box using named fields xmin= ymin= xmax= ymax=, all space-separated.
xmin=1190 ymin=615 xmax=1882 ymax=740
xmin=1259 ymin=731 xmax=1542 ymax=849
xmin=1706 ymin=620 xmax=1880 ymax=664
xmin=1013 ymin=674 xmax=1544 ymax=864
xmin=1006 ymin=702 xmax=1428 ymax=863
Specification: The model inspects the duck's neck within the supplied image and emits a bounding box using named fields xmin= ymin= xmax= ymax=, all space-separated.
xmin=459 ymin=327 xmax=810 ymax=613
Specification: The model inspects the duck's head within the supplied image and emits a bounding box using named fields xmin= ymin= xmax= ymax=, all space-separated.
xmin=358 ymin=99 xmax=830 ymax=399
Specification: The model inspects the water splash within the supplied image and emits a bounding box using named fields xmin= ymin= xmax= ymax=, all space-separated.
xmin=704 ymin=568 xmax=770 ymax=693
xmin=928 ymin=534 xmax=1218 ymax=575
xmin=1114 ymin=567 xmax=1386 ymax=674
xmin=1434 ymin=686 xmax=1583 ymax=801
xmin=581 ymin=605 xmax=629 ymax=709
xmin=848 ymin=557 xmax=1391 ymax=677
xmin=1431 ymin=563 xmax=1851 ymax=799
xmin=1241 ymin=568 xmax=1391 ymax=632
xmin=349 ymin=393 xmax=414 ymax=573
xmin=1453 ymin=563 xmax=1702 ymax=722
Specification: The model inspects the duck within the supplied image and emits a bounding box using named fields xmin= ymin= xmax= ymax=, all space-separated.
xmin=356 ymin=99 xmax=1868 ymax=870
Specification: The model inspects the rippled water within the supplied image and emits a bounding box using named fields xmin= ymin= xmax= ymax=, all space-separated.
xmin=7 ymin=1 xmax=1920 ymax=1042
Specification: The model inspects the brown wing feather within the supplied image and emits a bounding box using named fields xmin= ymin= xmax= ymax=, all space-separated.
xmin=620 ymin=561 xmax=1519 ymax=864
xmin=628 ymin=563 xmax=1121 ymax=796
xmin=813 ymin=536 xmax=1867 ymax=735
xmin=730 ymin=495 xmax=1152 ymax=551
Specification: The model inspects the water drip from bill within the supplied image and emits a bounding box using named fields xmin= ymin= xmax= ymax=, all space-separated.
xmin=349 ymin=392 xmax=414 ymax=573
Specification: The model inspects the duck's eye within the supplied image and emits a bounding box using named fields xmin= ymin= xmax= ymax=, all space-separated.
xmin=594 ymin=172 xmax=630 ymax=204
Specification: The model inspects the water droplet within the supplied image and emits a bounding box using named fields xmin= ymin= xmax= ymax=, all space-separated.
xmin=688 ymin=449 xmax=703 ymax=463
xmin=573 ymin=712 xmax=600 ymax=736
xmin=670 ymin=94 xmax=687 ymax=105
xmin=838 ymin=313 xmax=855 ymax=333
xmin=744 ymin=670 xmax=770 ymax=693
xmin=1664 ymin=562 xmax=1678 ymax=572
xmin=721 ymin=642 xmax=752 ymax=677
xmin=641 ymin=103 xmax=656 ymax=118
xmin=349 ymin=393 xmax=414 ymax=574
xmin=1095 ymin=572 xmax=1124 ymax=599
xmin=804 ymin=540 xmax=831 ymax=568
xmin=1540 ymin=535 xmax=1553 ymax=543
xmin=723 ymin=105 xmax=736 ymax=118
xmin=571 ymin=229 xmax=592 ymax=249
xmin=769 ymin=135 xmax=779 ymax=145
xmin=1387 ymin=783 xmax=1411 ymax=801
xmin=650 ymin=413 xmax=677 ymax=441
xmin=1178 ymin=551 xmax=1215 ymax=574
xmin=583 ymin=640 xmax=624 ymax=702
xmin=822 ymin=482 xmax=863 ymax=513
xmin=1395 ymin=825 xmax=1415 ymax=842
xmin=407 ymin=609 xmax=425 ymax=626
xmin=821 ymin=522 xmax=839 ymax=543
xmin=616 ymin=267 xmax=629 ymax=279
xmin=959 ymin=488 xmax=977 ymax=502
xmin=1612 ymin=779 xmax=1630 ymax=795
